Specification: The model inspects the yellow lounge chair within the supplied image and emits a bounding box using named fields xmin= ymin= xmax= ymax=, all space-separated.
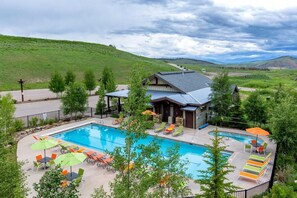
xmin=239 ymin=169 xmax=265 ymax=182
xmin=246 ymin=158 xmax=270 ymax=167
xmin=155 ymin=122 xmax=166 ymax=133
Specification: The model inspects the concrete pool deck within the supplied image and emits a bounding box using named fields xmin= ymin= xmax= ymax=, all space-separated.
xmin=17 ymin=118 xmax=276 ymax=197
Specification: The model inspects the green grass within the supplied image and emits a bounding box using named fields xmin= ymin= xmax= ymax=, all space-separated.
xmin=0 ymin=35 xmax=176 ymax=91
xmin=185 ymin=64 xmax=297 ymax=90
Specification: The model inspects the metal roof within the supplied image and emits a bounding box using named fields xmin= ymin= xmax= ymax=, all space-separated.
xmin=181 ymin=106 xmax=197 ymax=111
xmin=154 ymin=71 xmax=212 ymax=93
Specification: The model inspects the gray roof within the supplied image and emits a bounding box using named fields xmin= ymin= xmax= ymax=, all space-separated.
xmin=106 ymin=71 xmax=213 ymax=106
xmin=181 ymin=106 xmax=197 ymax=111
xmin=153 ymin=71 xmax=212 ymax=93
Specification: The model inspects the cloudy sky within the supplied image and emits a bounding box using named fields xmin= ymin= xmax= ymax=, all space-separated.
xmin=1 ymin=0 xmax=297 ymax=63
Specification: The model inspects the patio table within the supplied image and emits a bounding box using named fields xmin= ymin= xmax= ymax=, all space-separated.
xmin=66 ymin=172 xmax=78 ymax=181
xmin=38 ymin=157 xmax=52 ymax=163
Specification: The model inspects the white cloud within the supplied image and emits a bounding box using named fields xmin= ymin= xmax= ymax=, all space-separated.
xmin=212 ymin=0 xmax=297 ymax=11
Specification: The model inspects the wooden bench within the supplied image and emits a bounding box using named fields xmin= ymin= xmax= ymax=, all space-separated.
xmin=198 ymin=123 xmax=209 ymax=130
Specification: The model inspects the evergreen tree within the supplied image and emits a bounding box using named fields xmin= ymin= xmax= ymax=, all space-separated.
xmin=102 ymin=66 xmax=110 ymax=89
xmin=64 ymin=70 xmax=76 ymax=86
xmin=228 ymin=93 xmax=247 ymax=129
xmin=84 ymin=70 xmax=96 ymax=95
xmin=244 ymin=91 xmax=267 ymax=125
xmin=106 ymin=72 xmax=116 ymax=93
xmin=102 ymin=66 xmax=116 ymax=92
xmin=96 ymin=80 xmax=106 ymax=115
xmin=210 ymin=71 xmax=232 ymax=122
xmin=49 ymin=71 xmax=65 ymax=97
xmin=196 ymin=128 xmax=238 ymax=198
xmin=61 ymin=83 xmax=88 ymax=119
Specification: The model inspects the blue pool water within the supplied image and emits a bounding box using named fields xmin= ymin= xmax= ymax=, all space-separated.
xmin=209 ymin=131 xmax=263 ymax=144
xmin=52 ymin=124 xmax=231 ymax=179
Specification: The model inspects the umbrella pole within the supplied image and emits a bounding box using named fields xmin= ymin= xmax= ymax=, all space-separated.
xmin=70 ymin=166 xmax=72 ymax=180
xmin=256 ymin=135 xmax=258 ymax=148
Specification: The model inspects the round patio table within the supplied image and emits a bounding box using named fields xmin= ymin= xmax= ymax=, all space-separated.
xmin=66 ymin=172 xmax=78 ymax=181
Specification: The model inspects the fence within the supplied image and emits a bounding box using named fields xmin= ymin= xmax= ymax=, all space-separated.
xmin=231 ymin=181 xmax=270 ymax=198
xmin=15 ymin=107 xmax=115 ymax=127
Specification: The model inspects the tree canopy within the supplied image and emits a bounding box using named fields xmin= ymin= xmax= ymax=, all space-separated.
xmin=0 ymin=94 xmax=16 ymax=134
xmin=48 ymin=71 xmax=65 ymax=97
xmin=64 ymin=70 xmax=76 ymax=86
xmin=210 ymin=71 xmax=232 ymax=119
xmin=61 ymin=82 xmax=88 ymax=118
xmin=244 ymin=91 xmax=268 ymax=125
xmin=84 ymin=70 xmax=96 ymax=94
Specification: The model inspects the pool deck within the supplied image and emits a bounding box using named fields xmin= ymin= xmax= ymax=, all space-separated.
xmin=17 ymin=118 xmax=276 ymax=197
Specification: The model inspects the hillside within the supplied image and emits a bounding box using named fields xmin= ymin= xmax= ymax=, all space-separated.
xmin=157 ymin=58 xmax=218 ymax=67
xmin=227 ymin=56 xmax=297 ymax=69
xmin=0 ymin=35 xmax=175 ymax=91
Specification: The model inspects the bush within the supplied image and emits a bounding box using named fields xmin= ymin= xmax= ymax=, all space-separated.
xmin=111 ymin=114 xmax=119 ymax=118
xmin=29 ymin=117 xmax=39 ymax=128
xmin=13 ymin=119 xmax=25 ymax=132
xmin=269 ymin=183 xmax=297 ymax=198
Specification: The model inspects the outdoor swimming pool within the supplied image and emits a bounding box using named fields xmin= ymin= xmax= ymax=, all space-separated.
xmin=209 ymin=131 xmax=263 ymax=144
xmin=52 ymin=124 xmax=231 ymax=179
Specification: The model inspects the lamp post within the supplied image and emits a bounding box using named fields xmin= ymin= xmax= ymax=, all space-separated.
xmin=18 ymin=79 xmax=25 ymax=102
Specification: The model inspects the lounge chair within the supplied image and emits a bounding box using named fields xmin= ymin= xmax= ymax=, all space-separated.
xmin=246 ymin=158 xmax=270 ymax=167
xmin=164 ymin=124 xmax=175 ymax=134
xmin=112 ymin=116 xmax=123 ymax=125
xmin=243 ymin=164 xmax=267 ymax=174
xmin=155 ymin=122 xmax=166 ymax=133
xmin=249 ymin=153 xmax=271 ymax=162
xmin=256 ymin=146 xmax=264 ymax=154
xmin=172 ymin=126 xmax=184 ymax=136
xmin=239 ymin=169 xmax=265 ymax=183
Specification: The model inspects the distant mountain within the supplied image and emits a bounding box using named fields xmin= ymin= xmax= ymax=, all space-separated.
xmin=157 ymin=58 xmax=218 ymax=67
xmin=228 ymin=56 xmax=297 ymax=69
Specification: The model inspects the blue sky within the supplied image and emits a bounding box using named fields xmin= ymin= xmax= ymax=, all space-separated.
xmin=1 ymin=0 xmax=297 ymax=63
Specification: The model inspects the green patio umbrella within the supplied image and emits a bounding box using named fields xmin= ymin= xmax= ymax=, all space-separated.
xmin=54 ymin=152 xmax=87 ymax=180
xmin=31 ymin=139 xmax=58 ymax=159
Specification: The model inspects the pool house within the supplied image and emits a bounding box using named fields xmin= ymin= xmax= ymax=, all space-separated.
xmin=106 ymin=71 xmax=238 ymax=129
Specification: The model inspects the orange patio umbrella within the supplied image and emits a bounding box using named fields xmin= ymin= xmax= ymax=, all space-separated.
xmin=246 ymin=127 xmax=270 ymax=146
xmin=141 ymin=110 xmax=157 ymax=116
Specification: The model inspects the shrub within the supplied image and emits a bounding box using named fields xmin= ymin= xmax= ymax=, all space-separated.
xmin=29 ymin=117 xmax=39 ymax=128
xmin=13 ymin=119 xmax=25 ymax=132
xmin=269 ymin=183 xmax=297 ymax=198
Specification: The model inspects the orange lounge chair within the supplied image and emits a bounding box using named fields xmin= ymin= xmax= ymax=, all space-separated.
xmin=112 ymin=116 xmax=123 ymax=125
xmin=246 ymin=158 xmax=270 ymax=167
xmin=33 ymin=135 xmax=48 ymax=140
xmin=164 ymin=124 xmax=175 ymax=134
xmin=239 ymin=169 xmax=265 ymax=182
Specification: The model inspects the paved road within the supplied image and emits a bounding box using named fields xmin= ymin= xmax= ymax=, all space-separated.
xmin=0 ymin=85 xmax=128 ymax=103
xmin=4 ymin=85 xmax=128 ymax=117
xmin=14 ymin=96 xmax=99 ymax=117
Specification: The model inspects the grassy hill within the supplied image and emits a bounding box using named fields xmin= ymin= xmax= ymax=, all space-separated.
xmin=157 ymin=58 xmax=218 ymax=67
xmin=0 ymin=35 xmax=175 ymax=91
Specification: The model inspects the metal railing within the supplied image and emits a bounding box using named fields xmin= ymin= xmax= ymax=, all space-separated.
xmin=15 ymin=107 xmax=117 ymax=127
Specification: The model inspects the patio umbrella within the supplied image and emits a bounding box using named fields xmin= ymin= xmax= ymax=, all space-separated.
xmin=142 ymin=110 xmax=156 ymax=116
xmin=246 ymin=127 xmax=270 ymax=146
xmin=31 ymin=139 xmax=58 ymax=159
xmin=54 ymin=152 xmax=87 ymax=180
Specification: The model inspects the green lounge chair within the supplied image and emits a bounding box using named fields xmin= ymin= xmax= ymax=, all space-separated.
xmin=249 ymin=152 xmax=271 ymax=163
xmin=243 ymin=164 xmax=266 ymax=174
xmin=155 ymin=122 xmax=166 ymax=133
xmin=172 ymin=126 xmax=184 ymax=136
